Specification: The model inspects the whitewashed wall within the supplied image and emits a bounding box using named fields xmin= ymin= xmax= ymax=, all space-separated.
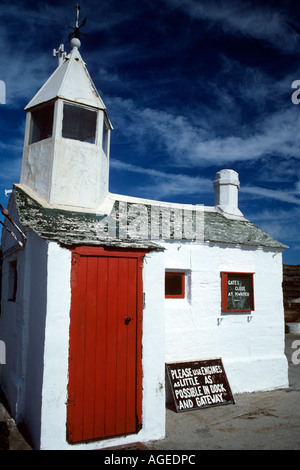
xmin=1 ymin=231 xmax=166 ymax=450
xmin=0 ymin=244 xmax=28 ymax=420
xmin=39 ymin=242 xmax=72 ymax=450
xmin=1 ymin=224 xmax=288 ymax=449
xmin=0 ymin=227 xmax=49 ymax=447
xmin=39 ymin=244 xmax=166 ymax=450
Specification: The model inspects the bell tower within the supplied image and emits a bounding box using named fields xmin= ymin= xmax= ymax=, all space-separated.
xmin=20 ymin=9 xmax=112 ymax=211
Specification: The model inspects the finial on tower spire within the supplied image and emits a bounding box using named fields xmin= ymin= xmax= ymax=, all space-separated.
xmin=68 ymin=4 xmax=88 ymax=49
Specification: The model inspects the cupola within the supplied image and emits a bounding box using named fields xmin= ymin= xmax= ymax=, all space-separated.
xmin=20 ymin=32 xmax=112 ymax=211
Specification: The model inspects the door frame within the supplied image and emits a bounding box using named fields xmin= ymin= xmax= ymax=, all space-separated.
xmin=67 ymin=245 xmax=148 ymax=443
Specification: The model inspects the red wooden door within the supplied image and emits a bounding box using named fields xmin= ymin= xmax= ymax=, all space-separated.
xmin=67 ymin=247 xmax=145 ymax=444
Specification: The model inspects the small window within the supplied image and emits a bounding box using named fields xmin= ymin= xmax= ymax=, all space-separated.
xmin=165 ymin=272 xmax=185 ymax=299
xmin=221 ymin=272 xmax=254 ymax=312
xmin=62 ymin=103 xmax=97 ymax=143
xmin=8 ymin=260 xmax=17 ymax=302
xmin=29 ymin=102 xmax=54 ymax=144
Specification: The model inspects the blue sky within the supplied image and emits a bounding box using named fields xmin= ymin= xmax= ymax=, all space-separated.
xmin=1 ymin=0 xmax=300 ymax=264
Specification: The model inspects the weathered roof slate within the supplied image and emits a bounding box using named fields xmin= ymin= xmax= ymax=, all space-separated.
xmin=13 ymin=185 xmax=287 ymax=250
xmin=204 ymin=211 xmax=286 ymax=248
xmin=13 ymin=186 xmax=162 ymax=250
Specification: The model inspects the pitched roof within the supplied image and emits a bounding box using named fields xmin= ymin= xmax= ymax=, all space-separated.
xmin=25 ymin=47 xmax=106 ymax=111
xmin=204 ymin=211 xmax=287 ymax=248
xmin=12 ymin=185 xmax=287 ymax=250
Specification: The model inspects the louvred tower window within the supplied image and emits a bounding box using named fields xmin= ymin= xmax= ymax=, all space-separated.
xmin=62 ymin=103 xmax=97 ymax=143
xmin=29 ymin=102 xmax=54 ymax=144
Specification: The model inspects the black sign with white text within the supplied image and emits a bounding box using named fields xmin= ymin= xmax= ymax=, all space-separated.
xmin=166 ymin=359 xmax=234 ymax=413
xmin=221 ymin=272 xmax=254 ymax=312
xmin=226 ymin=276 xmax=252 ymax=311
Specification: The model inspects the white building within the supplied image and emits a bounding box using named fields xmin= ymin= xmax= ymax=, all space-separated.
xmin=0 ymin=37 xmax=288 ymax=450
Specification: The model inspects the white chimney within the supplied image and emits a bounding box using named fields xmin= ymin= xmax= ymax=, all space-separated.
xmin=213 ymin=169 xmax=243 ymax=217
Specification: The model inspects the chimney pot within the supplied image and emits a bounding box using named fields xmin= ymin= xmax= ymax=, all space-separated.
xmin=213 ymin=169 xmax=243 ymax=217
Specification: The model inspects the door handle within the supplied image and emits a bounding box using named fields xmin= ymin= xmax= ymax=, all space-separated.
xmin=125 ymin=317 xmax=132 ymax=325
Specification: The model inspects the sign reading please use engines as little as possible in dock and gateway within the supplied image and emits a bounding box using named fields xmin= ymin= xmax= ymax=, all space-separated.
xmin=166 ymin=358 xmax=234 ymax=412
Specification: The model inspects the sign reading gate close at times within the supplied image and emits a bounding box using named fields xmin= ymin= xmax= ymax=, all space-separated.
xmin=166 ymin=359 xmax=234 ymax=413
xmin=221 ymin=272 xmax=254 ymax=312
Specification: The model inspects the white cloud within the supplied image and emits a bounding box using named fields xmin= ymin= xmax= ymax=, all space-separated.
xmin=163 ymin=0 xmax=297 ymax=53
xmin=242 ymin=186 xmax=300 ymax=205
xmin=110 ymin=158 xmax=212 ymax=200
xmin=1 ymin=1 xmax=299 ymax=213
xmin=244 ymin=206 xmax=300 ymax=244
xmin=111 ymin=155 xmax=300 ymax=206
xmin=108 ymin=96 xmax=300 ymax=169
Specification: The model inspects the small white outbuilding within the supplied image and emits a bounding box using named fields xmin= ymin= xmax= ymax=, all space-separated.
xmin=0 ymin=38 xmax=288 ymax=450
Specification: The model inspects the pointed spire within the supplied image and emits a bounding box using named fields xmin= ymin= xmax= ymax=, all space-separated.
xmin=25 ymin=48 xmax=106 ymax=111
xmin=25 ymin=4 xmax=104 ymax=112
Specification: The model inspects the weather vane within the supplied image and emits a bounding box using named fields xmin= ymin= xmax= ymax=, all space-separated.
xmin=53 ymin=5 xmax=88 ymax=66
xmin=68 ymin=4 xmax=88 ymax=43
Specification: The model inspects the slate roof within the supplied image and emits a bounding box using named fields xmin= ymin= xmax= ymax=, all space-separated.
xmin=13 ymin=185 xmax=287 ymax=250
xmin=204 ymin=210 xmax=287 ymax=248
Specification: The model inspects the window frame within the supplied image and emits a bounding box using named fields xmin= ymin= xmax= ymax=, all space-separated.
xmin=8 ymin=260 xmax=18 ymax=302
xmin=62 ymin=102 xmax=98 ymax=144
xmin=165 ymin=271 xmax=185 ymax=299
xmin=102 ymin=115 xmax=109 ymax=155
xmin=221 ymin=271 xmax=254 ymax=313
xmin=28 ymin=102 xmax=55 ymax=144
